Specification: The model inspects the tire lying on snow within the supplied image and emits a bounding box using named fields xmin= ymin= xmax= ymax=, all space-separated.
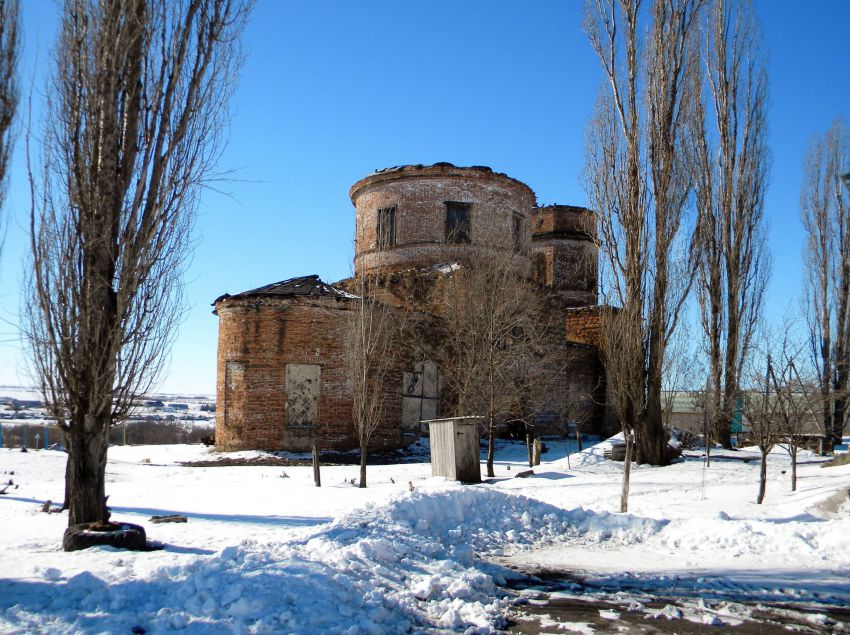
xmin=63 ymin=521 xmax=147 ymax=552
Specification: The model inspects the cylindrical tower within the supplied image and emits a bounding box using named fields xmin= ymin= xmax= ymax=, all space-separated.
xmin=530 ymin=205 xmax=598 ymax=306
xmin=350 ymin=163 xmax=537 ymax=275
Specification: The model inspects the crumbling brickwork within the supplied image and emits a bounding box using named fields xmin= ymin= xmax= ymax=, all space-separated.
xmin=564 ymin=306 xmax=605 ymax=348
xmin=214 ymin=163 xmax=611 ymax=453
xmin=215 ymin=294 xmax=404 ymax=452
xmin=531 ymin=205 xmax=598 ymax=307
xmin=352 ymin=164 xmax=536 ymax=275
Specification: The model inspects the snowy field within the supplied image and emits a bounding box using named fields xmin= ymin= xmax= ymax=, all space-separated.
xmin=1 ymin=438 xmax=849 ymax=633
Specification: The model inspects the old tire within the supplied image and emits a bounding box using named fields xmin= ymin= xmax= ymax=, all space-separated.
xmin=63 ymin=521 xmax=147 ymax=552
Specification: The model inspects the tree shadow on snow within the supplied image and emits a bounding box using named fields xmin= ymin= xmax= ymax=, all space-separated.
xmin=109 ymin=504 xmax=332 ymax=527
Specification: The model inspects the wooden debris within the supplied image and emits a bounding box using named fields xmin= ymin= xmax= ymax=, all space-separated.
xmin=515 ymin=469 xmax=534 ymax=478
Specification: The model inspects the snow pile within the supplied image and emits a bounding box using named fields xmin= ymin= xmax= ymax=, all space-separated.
xmin=337 ymin=487 xmax=666 ymax=554
xmin=654 ymin=514 xmax=850 ymax=566
xmin=1 ymin=488 xmax=663 ymax=634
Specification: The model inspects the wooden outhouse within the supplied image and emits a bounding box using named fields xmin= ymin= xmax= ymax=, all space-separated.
xmin=426 ymin=417 xmax=482 ymax=483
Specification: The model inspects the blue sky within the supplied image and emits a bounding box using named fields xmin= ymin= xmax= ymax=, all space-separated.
xmin=0 ymin=0 xmax=848 ymax=394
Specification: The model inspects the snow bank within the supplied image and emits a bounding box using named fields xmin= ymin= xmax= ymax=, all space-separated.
xmin=0 ymin=488 xmax=664 ymax=634
xmin=654 ymin=514 xmax=850 ymax=567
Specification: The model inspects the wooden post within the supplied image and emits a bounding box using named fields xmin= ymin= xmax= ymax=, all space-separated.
xmin=703 ymin=378 xmax=711 ymax=468
xmin=532 ymin=437 xmax=542 ymax=466
xmin=620 ymin=431 xmax=633 ymax=513
xmin=311 ymin=435 xmax=321 ymax=487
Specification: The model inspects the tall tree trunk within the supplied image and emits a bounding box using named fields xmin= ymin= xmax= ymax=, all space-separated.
xmin=61 ymin=429 xmax=72 ymax=510
xmin=66 ymin=415 xmax=111 ymax=525
xmin=834 ymin=235 xmax=850 ymax=447
xmin=833 ymin=359 xmax=848 ymax=448
xmin=820 ymin=326 xmax=833 ymax=451
xmin=643 ymin=320 xmax=667 ymax=465
xmin=359 ymin=444 xmax=367 ymax=488
xmin=486 ymin=418 xmax=496 ymax=478
xmin=707 ymin=308 xmax=723 ymax=448
xmin=719 ymin=309 xmax=740 ymax=449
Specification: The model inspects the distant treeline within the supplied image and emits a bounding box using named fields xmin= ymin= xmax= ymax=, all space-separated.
xmin=0 ymin=420 xmax=215 ymax=449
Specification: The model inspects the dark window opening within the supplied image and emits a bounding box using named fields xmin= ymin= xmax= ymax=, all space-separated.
xmin=512 ymin=212 xmax=525 ymax=250
xmin=532 ymin=253 xmax=547 ymax=285
xmin=377 ymin=206 xmax=396 ymax=248
xmin=445 ymin=202 xmax=471 ymax=243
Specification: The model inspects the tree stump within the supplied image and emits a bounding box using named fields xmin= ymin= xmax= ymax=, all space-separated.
xmin=63 ymin=521 xmax=147 ymax=552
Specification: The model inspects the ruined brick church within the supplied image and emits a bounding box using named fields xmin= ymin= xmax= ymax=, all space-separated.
xmin=213 ymin=163 xmax=609 ymax=453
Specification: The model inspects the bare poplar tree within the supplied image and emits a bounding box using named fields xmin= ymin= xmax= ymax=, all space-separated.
xmin=24 ymin=0 xmax=251 ymax=528
xmin=0 ymin=0 xmax=20 ymax=247
xmin=345 ymin=273 xmax=402 ymax=488
xmin=693 ymin=0 xmax=771 ymax=449
xmin=801 ymin=119 xmax=850 ymax=450
xmin=437 ymin=248 xmax=551 ymax=478
xmin=584 ymin=0 xmax=702 ymax=468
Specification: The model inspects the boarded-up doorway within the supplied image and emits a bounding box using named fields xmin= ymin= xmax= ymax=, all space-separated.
xmin=286 ymin=364 xmax=321 ymax=425
xmin=224 ymin=361 xmax=246 ymax=428
xmin=402 ymin=360 xmax=438 ymax=438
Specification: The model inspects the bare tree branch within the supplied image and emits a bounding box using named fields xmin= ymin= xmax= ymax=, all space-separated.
xmin=0 ymin=0 xmax=20 ymax=253
xmin=584 ymin=0 xmax=702 ymax=476
xmin=344 ymin=273 xmax=405 ymax=488
xmin=24 ymin=0 xmax=252 ymax=528
xmin=801 ymin=119 xmax=850 ymax=451
xmin=693 ymin=0 xmax=771 ymax=450
xmin=435 ymin=246 xmax=555 ymax=479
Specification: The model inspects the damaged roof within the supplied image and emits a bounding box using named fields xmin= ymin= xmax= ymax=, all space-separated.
xmin=213 ymin=275 xmax=355 ymax=305
xmin=372 ymin=162 xmax=494 ymax=175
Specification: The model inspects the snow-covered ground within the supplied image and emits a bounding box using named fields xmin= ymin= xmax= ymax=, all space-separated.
xmin=1 ymin=437 xmax=849 ymax=633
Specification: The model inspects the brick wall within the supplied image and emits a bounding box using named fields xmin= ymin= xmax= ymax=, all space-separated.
xmin=214 ymin=295 xmax=405 ymax=452
xmin=564 ymin=306 xmax=605 ymax=348
xmin=351 ymin=164 xmax=536 ymax=274
xmin=531 ymin=205 xmax=595 ymax=239
xmin=531 ymin=205 xmax=598 ymax=307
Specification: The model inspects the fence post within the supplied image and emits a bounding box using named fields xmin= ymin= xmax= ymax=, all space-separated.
xmin=44 ymin=426 xmax=49 ymax=449
xmin=23 ymin=425 xmax=29 ymax=449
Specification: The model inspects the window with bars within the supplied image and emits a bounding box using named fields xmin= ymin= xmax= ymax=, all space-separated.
xmin=445 ymin=202 xmax=471 ymax=243
xmin=377 ymin=206 xmax=396 ymax=249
